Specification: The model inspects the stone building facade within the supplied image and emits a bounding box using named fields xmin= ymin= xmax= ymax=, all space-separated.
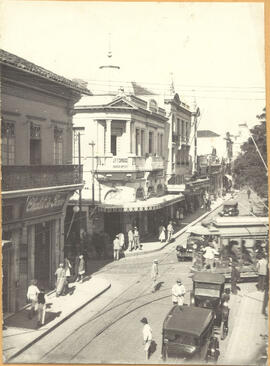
xmin=71 ymin=92 xmax=185 ymax=240
xmin=1 ymin=49 xmax=88 ymax=312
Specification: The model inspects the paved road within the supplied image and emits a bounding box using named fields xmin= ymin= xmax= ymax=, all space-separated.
xmin=12 ymin=191 xmax=261 ymax=364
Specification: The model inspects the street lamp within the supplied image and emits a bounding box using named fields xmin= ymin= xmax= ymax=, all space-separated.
xmin=66 ymin=205 xmax=80 ymax=240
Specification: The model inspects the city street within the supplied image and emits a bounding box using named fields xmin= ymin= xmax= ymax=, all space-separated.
xmin=11 ymin=191 xmax=266 ymax=364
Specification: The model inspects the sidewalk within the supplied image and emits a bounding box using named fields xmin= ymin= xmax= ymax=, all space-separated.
xmin=2 ymin=276 xmax=111 ymax=362
xmin=124 ymin=196 xmax=225 ymax=257
xmin=221 ymin=290 xmax=268 ymax=365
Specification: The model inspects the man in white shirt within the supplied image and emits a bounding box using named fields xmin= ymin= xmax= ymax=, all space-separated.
xmin=27 ymin=279 xmax=40 ymax=319
xmin=172 ymin=279 xmax=186 ymax=306
xmin=256 ymin=255 xmax=268 ymax=291
xmin=203 ymin=243 xmax=218 ymax=271
xmin=140 ymin=317 xmax=153 ymax=360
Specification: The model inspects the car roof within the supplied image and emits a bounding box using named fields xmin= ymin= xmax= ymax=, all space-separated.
xmin=163 ymin=306 xmax=213 ymax=336
xmin=223 ymin=200 xmax=238 ymax=206
xmin=193 ymin=272 xmax=225 ymax=284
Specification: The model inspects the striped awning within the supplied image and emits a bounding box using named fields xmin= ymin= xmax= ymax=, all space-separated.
xmin=98 ymin=193 xmax=184 ymax=213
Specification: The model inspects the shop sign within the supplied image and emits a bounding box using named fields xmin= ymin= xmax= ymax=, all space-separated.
xmin=112 ymin=157 xmax=129 ymax=169
xmin=24 ymin=192 xmax=67 ymax=218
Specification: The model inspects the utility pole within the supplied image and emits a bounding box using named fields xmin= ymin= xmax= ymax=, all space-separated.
xmin=89 ymin=141 xmax=95 ymax=205
xmin=72 ymin=126 xmax=85 ymax=250
xmin=192 ymin=107 xmax=200 ymax=174
xmin=78 ymin=132 xmax=82 ymax=247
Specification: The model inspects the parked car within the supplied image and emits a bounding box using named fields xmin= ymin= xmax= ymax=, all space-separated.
xmin=161 ymin=305 xmax=220 ymax=362
xmin=218 ymin=200 xmax=239 ymax=217
xmin=190 ymin=272 xmax=226 ymax=327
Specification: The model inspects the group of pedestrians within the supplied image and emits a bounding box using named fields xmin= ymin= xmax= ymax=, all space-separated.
xmin=26 ymin=253 xmax=87 ymax=327
xmin=158 ymin=221 xmax=174 ymax=243
xmin=113 ymin=227 xmax=141 ymax=260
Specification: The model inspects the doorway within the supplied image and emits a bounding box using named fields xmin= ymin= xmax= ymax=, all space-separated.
xmin=104 ymin=213 xmax=121 ymax=239
xmin=35 ymin=222 xmax=51 ymax=288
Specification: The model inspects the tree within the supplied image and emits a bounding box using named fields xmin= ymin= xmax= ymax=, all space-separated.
xmin=233 ymin=108 xmax=268 ymax=198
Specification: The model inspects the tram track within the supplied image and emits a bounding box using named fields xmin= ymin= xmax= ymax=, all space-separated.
xmin=13 ymin=202 xmax=225 ymax=363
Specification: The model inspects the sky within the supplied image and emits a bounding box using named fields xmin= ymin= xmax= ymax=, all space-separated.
xmin=0 ymin=1 xmax=266 ymax=136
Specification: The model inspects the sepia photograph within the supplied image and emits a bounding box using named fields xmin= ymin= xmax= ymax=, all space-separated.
xmin=1 ymin=0 xmax=268 ymax=364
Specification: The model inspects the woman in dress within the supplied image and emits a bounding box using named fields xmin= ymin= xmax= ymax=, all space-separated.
xmin=55 ymin=263 xmax=66 ymax=296
xmin=159 ymin=226 xmax=166 ymax=243
xmin=64 ymin=257 xmax=72 ymax=293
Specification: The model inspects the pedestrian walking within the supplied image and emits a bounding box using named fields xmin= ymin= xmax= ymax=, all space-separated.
xmin=37 ymin=288 xmax=46 ymax=327
xmin=167 ymin=221 xmax=174 ymax=243
xmin=158 ymin=225 xmax=166 ymax=243
xmin=64 ymin=257 xmax=72 ymax=293
xmin=73 ymin=253 xmax=80 ymax=282
xmin=118 ymin=232 xmax=125 ymax=252
xmin=172 ymin=279 xmax=186 ymax=306
xmin=231 ymin=262 xmax=241 ymax=295
xmin=151 ymin=259 xmax=159 ymax=293
xmin=140 ymin=317 xmax=153 ymax=360
xmin=256 ymin=255 xmax=268 ymax=291
xmin=55 ymin=263 xmax=66 ymax=296
xmin=134 ymin=227 xmax=141 ymax=250
xmin=128 ymin=228 xmax=134 ymax=251
xmin=27 ymin=279 xmax=40 ymax=319
xmin=247 ymin=188 xmax=251 ymax=200
xmin=77 ymin=255 xmax=85 ymax=282
xmin=113 ymin=235 xmax=120 ymax=261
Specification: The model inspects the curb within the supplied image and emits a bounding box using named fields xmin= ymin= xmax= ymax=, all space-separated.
xmin=124 ymin=200 xmax=225 ymax=258
xmin=7 ymin=282 xmax=111 ymax=362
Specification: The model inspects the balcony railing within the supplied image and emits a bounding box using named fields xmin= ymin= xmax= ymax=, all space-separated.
xmin=2 ymin=165 xmax=82 ymax=191
xmin=95 ymin=155 xmax=164 ymax=172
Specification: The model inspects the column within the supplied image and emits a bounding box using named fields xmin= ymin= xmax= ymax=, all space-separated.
xmin=126 ymin=120 xmax=131 ymax=154
xmin=105 ymin=119 xmax=112 ymax=155
xmin=27 ymin=225 xmax=35 ymax=283
xmin=60 ymin=216 xmax=65 ymax=264
xmin=132 ymin=122 xmax=136 ymax=155
xmin=138 ymin=129 xmax=141 ymax=156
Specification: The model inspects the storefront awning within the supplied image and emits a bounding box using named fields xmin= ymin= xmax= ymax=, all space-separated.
xmin=97 ymin=193 xmax=185 ymax=212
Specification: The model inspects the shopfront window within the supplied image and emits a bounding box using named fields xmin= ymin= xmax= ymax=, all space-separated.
xmin=1 ymin=120 xmax=15 ymax=165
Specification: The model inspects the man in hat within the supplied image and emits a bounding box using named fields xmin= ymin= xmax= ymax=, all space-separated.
xmin=167 ymin=221 xmax=174 ymax=243
xmin=133 ymin=227 xmax=140 ymax=250
xmin=140 ymin=317 xmax=152 ymax=360
xmin=172 ymin=279 xmax=186 ymax=306
xmin=113 ymin=234 xmax=120 ymax=261
xmin=256 ymin=255 xmax=268 ymax=291
xmin=231 ymin=261 xmax=241 ymax=295
xmin=151 ymin=259 xmax=159 ymax=293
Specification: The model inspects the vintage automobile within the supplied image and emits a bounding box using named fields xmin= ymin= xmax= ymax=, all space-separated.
xmin=161 ymin=305 xmax=220 ymax=362
xmin=218 ymin=200 xmax=239 ymax=217
xmin=190 ymin=272 xmax=226 ymax=327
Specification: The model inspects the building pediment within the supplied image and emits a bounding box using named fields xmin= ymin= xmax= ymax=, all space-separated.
xmin=107 ymin=97 xmax=138 ymax=110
